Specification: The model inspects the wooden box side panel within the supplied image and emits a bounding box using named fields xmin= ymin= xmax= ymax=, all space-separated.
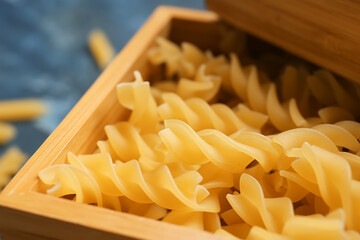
xmin=207 ymin=0 xmax=360 ymax=84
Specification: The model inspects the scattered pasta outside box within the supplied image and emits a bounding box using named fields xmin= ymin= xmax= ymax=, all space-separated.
xmin=0 ymin=6 xmax=360 ymax=240
xmin=0 ymin=99 xmax=45 ymax=190
xmin=0 ymin=147 xmax=27 ymax=189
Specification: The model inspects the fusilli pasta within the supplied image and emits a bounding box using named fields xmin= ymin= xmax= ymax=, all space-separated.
xmin=38 ymin=37 xmax=360 ymax=239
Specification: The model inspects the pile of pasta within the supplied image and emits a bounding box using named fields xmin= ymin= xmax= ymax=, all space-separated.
xmin=0 ymin=99 xmax=45 ymax=189
xmin=39 ymin=37 xmax=360 ymax=240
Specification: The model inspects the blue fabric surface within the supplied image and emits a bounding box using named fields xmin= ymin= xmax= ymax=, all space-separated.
xmin=0 ymin=0 xmax=205 ymax=156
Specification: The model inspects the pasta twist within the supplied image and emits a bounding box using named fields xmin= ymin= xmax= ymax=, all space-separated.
xmin=150 ymin=38 xmax=360 ymax=132
xmin=227 ymin=174 xmax=294 ymax=233
xmin=39 ymin=37 xmax=360 ymax=238
xmin=233 ymin=103 xmax=269 ymax=131
xmin=312 ymin=123 xmax=360 ymax=153
xmin=0 ymin=147 xmax=27 ymax=188
xmin=247 ymin=209 xmax=360 ymax=240
xmin=279 ymin=143 xmax=360 ymax=231
xmin=197 ymin=162 xmax=234 ymax=189
xmin=158 ymin=93 xmax=257 ymax=135
xmin=335 ymin=120 xmax=360 ymax=139
xmin=39 ymin=164 xmax=107 ymax=207
xmin=148 ymin=37 xmax=234 ymax=103
xmin=120 ymin=197 xmax=167 ymax=220
xmin=307 ymin=69 xmax=360 ymax=118
xmin=39 ymin=152 xmax=123 ymax=210
xmin=163 ymin=209 xmax=221 ymax=233
xmin=147 ymin=37 xmax=206 ymax=79
xmin=40 ymin=151 xmax=219 ymax=212
xmin=159 ymin=119 xmax=279 ymax=172
xmin=230 ymin=56 xmax=359 ymax=132
xmin=242 ymin=164 xmax=296 ymax=199
xmin=150 ymin=64 xmax=223 ymax=104
xmin=273 ymin=121 xmax=360 ymax=154
xmin=230 ymin=55 xmax=312 ymax=131
xmin=176 ymin=64 xmax=222 ymax=102
xmin=273 ymin=127 xmax=339 ymax=154
xmin=117 ymin=71 xmax=159 ymax=133
xmin=104 ymin=121 xmax=164 ymax=171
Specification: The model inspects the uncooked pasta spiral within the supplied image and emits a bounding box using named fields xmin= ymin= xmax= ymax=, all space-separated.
xmin=230 ymin=55 xmax=359 ymax=132
xmin=312 ymin=123 xmax=360 ymax=153
xmin=38 ymin=154 xmax=111 ymax=209
xmin=247 ymin=209 xmax=359 ymax=240
xmin=229 ymin=54 xmax=310 ymax=131
xmin=227 ymin=174 xmax=294 ymax=233
xmin=39 ymin=151 xmax=219 ymax=212
xmin=117 ymin=71 xmax=160 ymax=133
xmin=279 ymin=143 xmax=360 ymax=231
xmin=120 ymin=197 xmax=167 ymax=220
xmin=159 ymin=119 xmax=279 ymax=172
xmin=176 ymin=64 xmax=222 ymax=102
xmin=163 ymin=209 xmax=221 ymax=232
xmin=147 ymin=37 xmax=206 ymax=79
xmin=307 ymin=69 xmax=360 ymax=118
xmin=273 ymin=121 xmax=360 ymax=154
xmin=158 ymin=92 xmax=257 ymax=135
xmin=148 ymin=37 xmax=236 ymax=103
xmin=38 ymin=37 xmax=360 ymax=239
xmin=104 ymin=121 xmax=164 ymax=171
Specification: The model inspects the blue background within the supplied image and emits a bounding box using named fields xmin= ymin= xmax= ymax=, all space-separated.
xmin=0 ymin=0 xmax=205 ymax=157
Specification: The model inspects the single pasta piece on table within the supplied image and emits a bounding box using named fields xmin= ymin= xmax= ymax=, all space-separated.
xmin=0 ymin=122 xmax=16 ymax=145
xmin=0 ymin=147 xmax=27 ymax=189
xmin=88 ymin=29 xmax=115 ymax=69
xmin=0 ymin=99 xmax=46 ymax=121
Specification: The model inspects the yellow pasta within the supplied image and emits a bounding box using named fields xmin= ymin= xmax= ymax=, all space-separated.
xmin=0 ymin=98 xmax=46 ymax=188
xmin=318 ymin=106 xmax=355 ymax=123
xmin=38 ymin=37 xmax=360 ymax=239
xmin=177 ymin=65 xmax=222 ymax=102
xmin=0 ymin=122 xmax=16 ymax=145
xmin=40 ymin=150 xmax=219 ymax=212
xmin=117 ymin=71 xmax=160 ymax=133
xmin=227 ymin=174 xmax=294 ymax=233
xmin=0 ymin=99 xmax=46 ymax=121
xmin=120 ymin=198 xmax=167 ymax=220
xmin=163 ymin=209 xmax=220 ymax=232
xmin=0 ymin=147 xmax=27 ymax=189
xmin=233 ymin=104 xmax=268 ymax=130
xmin=158 ymin=93 xmax=256 ymax=135
xmin=159 ymin=119 xmax=278 ymax=172
xmin=88 ymin=29 xmax=115 ymax=69
xmin=310 ymin=69 xmax=359 ymax=118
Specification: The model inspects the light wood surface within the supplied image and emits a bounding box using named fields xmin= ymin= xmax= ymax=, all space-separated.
xmin=0 ymin=192 xmax=223 ymax=240
xmin=207 ymin=0 xmax=360 ymax=84
xmin=0 ymin=6 xmax=223 ymax=240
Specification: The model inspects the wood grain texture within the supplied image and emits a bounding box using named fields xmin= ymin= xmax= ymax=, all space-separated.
xmin=0 ymin=6 xmax=223 ymax=240
xmin=0 ymin=192 xmax=223 ymax=240
xmin=207 ymin=0 xmax=360 ymax=84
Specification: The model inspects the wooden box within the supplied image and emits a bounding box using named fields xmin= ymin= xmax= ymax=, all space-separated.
xmin=0 ymin=2 xmax=359 ymax=239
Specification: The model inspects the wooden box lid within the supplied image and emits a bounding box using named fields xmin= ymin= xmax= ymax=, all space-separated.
xmin=207 ymin=0 xmax=360 ymax=84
